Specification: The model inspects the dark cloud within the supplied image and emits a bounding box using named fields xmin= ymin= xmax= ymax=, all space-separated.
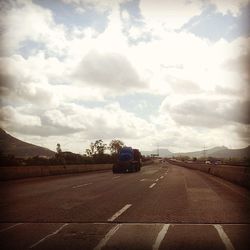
xmin=234 ymin=125 xmax=250 ymax=144
xmin=224 ymin=100 xmax=250 ymax=125
xmin=223 ymin=52 xmax=250 ymax=80
xmin=3 ymin=124 xmax=82 ymax=137
xmin=162 ymin=97 xmax=250 ymax=128
xmin=167 ymin=78 xmax=201 ymax=94
xmin=74 ymin=50 xmax=144 ymax=90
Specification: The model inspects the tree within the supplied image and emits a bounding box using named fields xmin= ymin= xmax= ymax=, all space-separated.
xmin=86 ymin=140 xmax=107 ymax=156
xmin=94 ymin=139 xmax=107 ymax=155
xmin=109 ymin=139 xmax=124 ymax=154
xmin=85 ymin=142 xmax=95 ymax=156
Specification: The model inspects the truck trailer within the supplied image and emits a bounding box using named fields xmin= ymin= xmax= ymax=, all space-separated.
xmin=112 ymin=147 xmax=142 ymax=173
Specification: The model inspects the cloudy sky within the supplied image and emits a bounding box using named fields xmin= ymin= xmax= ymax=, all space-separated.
xmin=0 ymin=0 xmax=249 ymax=154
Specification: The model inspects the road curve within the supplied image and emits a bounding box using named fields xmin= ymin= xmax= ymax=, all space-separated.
xmin=0 ymin=161 xmax=249 ymax=249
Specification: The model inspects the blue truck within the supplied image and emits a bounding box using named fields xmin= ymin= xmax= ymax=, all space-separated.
xmin=112 ymin=147 xmax=142 ymax=173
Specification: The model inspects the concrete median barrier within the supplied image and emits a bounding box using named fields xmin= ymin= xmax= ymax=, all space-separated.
xmin=167 ymin=160 xmax=250 ymax=189
xmin=209 ymin=165 xmax=250 ymax=188
xmin=0 ymin=164 xmax=113 ymax=181
xmin=0 ymin=159 xmax=154 ymax=181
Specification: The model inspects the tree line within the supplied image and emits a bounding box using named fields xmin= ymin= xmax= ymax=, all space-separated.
xmin=85 ymin=139 xmax=124 ymax=156
xmin=0 ymin=139 xmax=128 ymax=166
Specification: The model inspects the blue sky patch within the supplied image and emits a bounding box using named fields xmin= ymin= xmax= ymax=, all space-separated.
xmin=34 ymin=0 xmax=108 ymax=32
xmin=110 ymin=93 xmax=165 ymax=119
xmin=181 ymin=3 xmax=250 ymax=41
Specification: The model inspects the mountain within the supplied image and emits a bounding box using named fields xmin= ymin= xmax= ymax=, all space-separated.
xmin=173 ymin=146 xmax=227 ymax=158
xmin=142 ymin=145 xmax=250 ymax=159
xmin=142 ymin=148 xmax=173 ymax=157
xmin=173 ymin=146 xmax=250 ymax=159
xmin=209 ymin=146 xmax=250 ymax=159
xmin=0 ymin=128 xmax=55 ymax=158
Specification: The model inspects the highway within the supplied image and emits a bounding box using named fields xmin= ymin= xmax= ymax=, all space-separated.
xmin=0 ymin=161 xmax=250 ymax=249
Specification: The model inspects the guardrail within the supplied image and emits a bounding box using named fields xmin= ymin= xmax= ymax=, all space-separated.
xmin=0 ymin=160 xmax=154 ymax=181
xmin=167 ymin=160 xmax=250 ymax=189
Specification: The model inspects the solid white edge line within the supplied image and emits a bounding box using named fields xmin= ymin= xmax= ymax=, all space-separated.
xmin=152 ymin=224 xmax=170 ymax=250
xmin=108 ymin=204 xmax=132 ymax=222
xmin=149 ymin=183 xmax=156 ymax=188
xmin=93 ymin=224 xmax=121 ymax=250
xmin=214 ymin=225 xmax=235 ymax=250
xmin=29 ymin=223 xmax=68 ymax=249
xmin=0 ymin=223 xmax=23 ymax=233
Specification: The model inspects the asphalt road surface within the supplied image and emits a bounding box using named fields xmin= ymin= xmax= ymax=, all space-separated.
xmin=0 ymin=161 xmax=250 ymax=249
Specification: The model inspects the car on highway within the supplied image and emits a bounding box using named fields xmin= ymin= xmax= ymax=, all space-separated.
xmin=112 ymin=147 xmax=142 ymax=173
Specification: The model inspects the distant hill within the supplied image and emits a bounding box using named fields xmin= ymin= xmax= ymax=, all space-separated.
xmin=142 ymin=148 xmax=173 ymax=157
xmin=142 ymin=145 xmax=250 ymax=159
xmin=173 ymin=146 xmax=227 ymax=158
xmin=209 ymin=146 xmax=250 ymax=159
xmin=0 ymin=128 xmax=55 ymax=158
xmin=173 ymin=146 xmax=250 ymax=159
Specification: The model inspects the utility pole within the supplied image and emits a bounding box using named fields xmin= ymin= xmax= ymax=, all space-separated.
xmin=203 ymin=145 xmax=206 ymax=159
xmin=157 ymin=143 xmax=159 ymax=157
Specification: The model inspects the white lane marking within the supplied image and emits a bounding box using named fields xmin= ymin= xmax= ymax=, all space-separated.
xmin=160 ymin=176 xmax=164 ymax=179
xmin=214 ymin=225 xmax=235 ymax=250
xmin=93 ymin=224 xmax=121 ymax=250
xmin=149 ymin=183 xmax=156 ymax=189
xmin=155 ymin=178 xmax=159 ymax=182
xmin=113 ymin=176 xmax=121 ymax=179
xmin=0 ymin=223 xmax=23 ymax=233
xmin=72 ymin=183 xmax=92 ymax=189
xmin=152 ymin=224 xmax=170 ymax=250
xmin=108 ymin=204 xmax=132 ymax=222
xmin=140 ymin=179 xmax=153 ymax=182
xmin=29 ymin=223 xmax=68 ymax=249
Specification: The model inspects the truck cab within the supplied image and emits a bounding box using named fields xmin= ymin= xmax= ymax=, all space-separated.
xmin=112 ymin=147 xmax=142 ymax=173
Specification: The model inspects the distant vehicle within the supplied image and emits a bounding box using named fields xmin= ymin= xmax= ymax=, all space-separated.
xmin=214 ymin=160 xmax=222 ymax=165
xmin=113 ymin=147 xmax=142 ymax=173
xmin=205 ymin=160 xmax=212 ymax=164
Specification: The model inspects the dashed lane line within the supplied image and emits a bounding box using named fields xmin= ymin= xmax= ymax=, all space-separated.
xmin=29 ymin=223 xmax=69 ymax=249
xmin=214 ymin=225 xmax=235 ymax=250
xmin=149 ymin=183 xmax=156 ymax=189
xmin=160 ymin=176 xmax=164 ymax=179
xmin=113 ymin=176 xmax=121 ymax=179
xmin=152 ymin=224 xmax=170 ymax=250
xmin=93 ymin=224 xmax=121 ymax=250
xmin=108 ymin=204 xmax=132 ymax=222
xmin=72 ymin=183 xmax=92 ymax=189
xmin=0 ymin=223 xmax=23 ymax=233
xmin=155 ymin=178 xmax=159 ymax=182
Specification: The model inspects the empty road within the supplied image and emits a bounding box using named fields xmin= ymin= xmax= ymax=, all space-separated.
xmin=0 ymin=161 xmax=250 ymax=249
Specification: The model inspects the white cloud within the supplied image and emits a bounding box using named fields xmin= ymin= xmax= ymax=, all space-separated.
xmin=209 ymin=0 xmax=249 ymax=17
xmin=0 ymin=105 xmax=41 ymax=127
xmin=0 ymin=0 xmax=249 ymax=152
xmin=0 ymin=0 xmax=68 ymax=55
xmin=0 ymin=102 xmax=155 ymax=146
xmin=62 ymin=0 xmax=129 ymax=12
xmin=139 ymin=0 xmax=204 ymax=31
